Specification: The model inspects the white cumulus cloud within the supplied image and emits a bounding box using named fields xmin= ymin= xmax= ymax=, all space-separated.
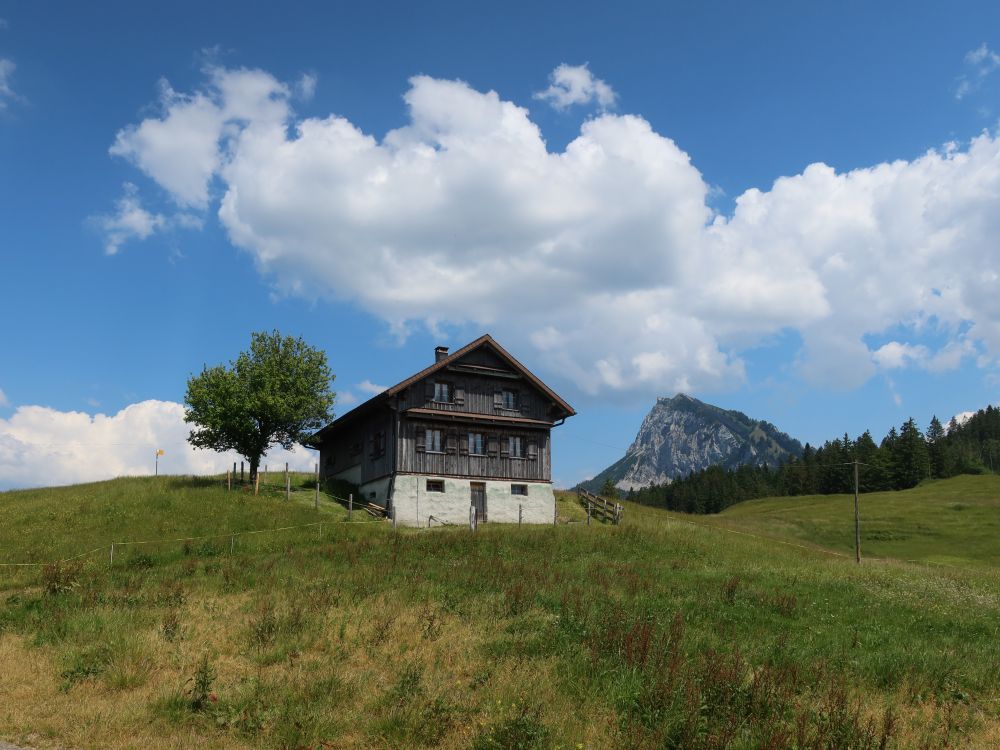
xmin=534 ymin=63 xmax=617 ymax=110
xmin=105 ymin=66 xmax=1000 ymax=397
xmin=110 ymin=67 xmax=290 ymax=208
xmin=956 ymin=43 xmax=1000 ymax=100
xmin=357 ymin=380 xmax=388 ymax=396
xmin=0 ymin=58 xmax=16 ymax=109
xmin=92 ymin=182 xmax=204 ymax=254
xmin=93 ymin=183 xmax=167 ymax=255
xmin=296 ymin=73 xmax=317 ymax=100
xmin=0 ymin=400 xmax=312 ymax=490
xmin=872 ymin=341 xmax=930 ymax=370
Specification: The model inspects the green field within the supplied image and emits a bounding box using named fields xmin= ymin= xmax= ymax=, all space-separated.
xmin=1 ymin=476 xmax=999 ymax=748
xmin=700 ymin=475 xmax=1000 ymax=568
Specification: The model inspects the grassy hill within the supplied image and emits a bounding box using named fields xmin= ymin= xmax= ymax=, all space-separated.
xmin=1 ymin=476 xmax=999 ymax=748
xmin=699 ymin=475 xmax=1000 ymax=568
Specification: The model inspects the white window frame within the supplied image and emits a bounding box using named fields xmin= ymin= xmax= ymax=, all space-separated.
xmin=511 ymin=484 xmax=528 ymax=496
xmin=426 ymin=479 xmax=445 ymax=493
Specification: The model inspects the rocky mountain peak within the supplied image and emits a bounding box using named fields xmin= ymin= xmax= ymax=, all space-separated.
xmin=578 ymin=394 xmax=802 ymax=493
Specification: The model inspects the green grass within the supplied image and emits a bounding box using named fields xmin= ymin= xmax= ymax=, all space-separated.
xmin=0 ymin=474 xmax=344 ymax=565
xmin=703 ymin=474 xmax=1000 ymax=568
xmin=0 ymin=475 xmax=999 ymax=748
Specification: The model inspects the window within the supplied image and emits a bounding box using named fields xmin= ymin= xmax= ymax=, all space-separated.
xmin=468 ymin=432 xmax=485 ymax=455
xmin=433 ymin=382 xmax=451 ymax=403
xmin=425 ymin=428 xmax=443 ymax=452
xmin=426 ymin=480 xmax=445 ymax=493
xmin=370 ymin=430 xmax=386 ymax=458
xmin=501 ymin=390 xmax=518 ymax=410
xmin=509 ymin=435 xmax=524 ymax=458
xmin=511 ymin=484 xmax=528 ymax=496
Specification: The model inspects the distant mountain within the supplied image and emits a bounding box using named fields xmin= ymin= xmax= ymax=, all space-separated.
xmin=578 ymin=394 xmax=802 ymax=493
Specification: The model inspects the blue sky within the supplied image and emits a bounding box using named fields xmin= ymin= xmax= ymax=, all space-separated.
xmin=2 ymin=1 xmax=1000 ymax=488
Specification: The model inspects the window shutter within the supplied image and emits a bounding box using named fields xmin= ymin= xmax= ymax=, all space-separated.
xmin=454 ymin=386 xmax=465 ymax=407
xmin=528 ymin=440 xmax=538 ymax=460
xmin=459 ymin=434 xmax=469 ymax=455
xmin=493 ymin=391 xmax=503 ymax=409
xmin=446 ymin=432 xmax=458 ymax=454
xmin=500 ymin=436 xmax=510 ymax=457
xmin=425 ymin=381 xmax=435 ymax=401
xmin=416 ymin=429 xmax=426 ymax=452
xmin=487 ymin=437 xmax=499 ymax=456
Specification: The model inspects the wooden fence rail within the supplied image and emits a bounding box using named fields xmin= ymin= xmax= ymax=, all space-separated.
xmin=577 ymin=489 xmax=624 ymax=525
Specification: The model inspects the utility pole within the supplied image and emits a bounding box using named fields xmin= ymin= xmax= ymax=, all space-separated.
xmin=853 ymin=460 xmax=861 ymax=564
xmin=843 ymin=460 xmax=868 ymax=565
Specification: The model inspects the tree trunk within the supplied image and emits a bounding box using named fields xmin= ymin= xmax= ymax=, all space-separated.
xmin=249 ymin=456 xmax=260 ymax=487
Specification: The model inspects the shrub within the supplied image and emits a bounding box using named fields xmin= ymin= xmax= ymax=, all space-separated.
xmin=161 ymin=610 xmax=181 ymax=642
xmin=187 ymin=654 xmax=217 ymax=712
xmin=472 ymin=705 xmax=551 ymax=750
xmin=41 ymin=561 xmax=83 ymax=596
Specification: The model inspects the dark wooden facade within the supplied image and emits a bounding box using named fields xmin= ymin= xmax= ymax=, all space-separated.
xmin=311 ymin=335 xmax=575 ymax=491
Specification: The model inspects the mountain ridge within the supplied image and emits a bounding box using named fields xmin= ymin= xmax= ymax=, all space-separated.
xmin=578 ymin=394 xmax=802 ymax=493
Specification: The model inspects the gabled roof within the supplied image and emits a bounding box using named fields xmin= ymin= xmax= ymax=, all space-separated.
xmin=310 ymin=334 xmax=575 ymax=442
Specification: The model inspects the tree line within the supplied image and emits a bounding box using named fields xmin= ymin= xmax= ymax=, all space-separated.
xmin=622 ymin=405 xmax=1000 ymax=515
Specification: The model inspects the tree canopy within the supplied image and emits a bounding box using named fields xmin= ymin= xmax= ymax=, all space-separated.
xmin=184 ymin=330 xmax=335 ymax=481
xmin=628 ymin=406 xmax=1000 ymax=515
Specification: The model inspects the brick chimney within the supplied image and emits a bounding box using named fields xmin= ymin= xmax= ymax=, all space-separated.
xmin=434 ymin=346 xmax=449 ymax=363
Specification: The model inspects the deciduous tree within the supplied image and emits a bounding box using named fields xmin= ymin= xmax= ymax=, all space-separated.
xmin=184 ymin=331 xmax=335 ymax=484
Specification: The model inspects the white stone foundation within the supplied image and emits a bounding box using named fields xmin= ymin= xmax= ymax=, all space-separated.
xmin=385 ymin=473 xmax=554 ymax=527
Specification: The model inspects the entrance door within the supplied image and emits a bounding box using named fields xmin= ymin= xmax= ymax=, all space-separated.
xmin=471 ymin=482 xmax=487 ymax=523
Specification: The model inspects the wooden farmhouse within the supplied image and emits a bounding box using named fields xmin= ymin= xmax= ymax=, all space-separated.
xmin=309 ymin=334 xmax=575 ymax=527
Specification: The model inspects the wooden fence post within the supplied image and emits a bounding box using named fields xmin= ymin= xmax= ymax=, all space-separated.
xmin=519 ymin=504 xmax=523 ymax=525
xmin=286 ymin=472 xmax=290 ymax=502
xmin=227 ymin=469 xmax=231 ymax=492
xmin=240 ymin=461 xmax=244 ymax=484
xmin=470 ymin=504 xmax=475 ymax=532
xmin=230 ymin=535 xmax=235 ymax=554
xmin=314 ymin=462 xmax=319 ymax=511
xmin=587 ymin=501 xmax=592 ymax=526
xmin=109 ymin=542 xmax=115 ymax=566
xmin=348 ymin=493 xmax=353 ymax=520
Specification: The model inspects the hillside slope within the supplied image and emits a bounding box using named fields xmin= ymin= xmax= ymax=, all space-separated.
xmin=0 ymin=476 xmax=998 ymax=749
xmin=0 ymin=474 xmax=340 ymax=565
xmin=580 ymin=394 xmax=801 ymax=493
xmin=705 ymin=474 xmax=1000 ymax=567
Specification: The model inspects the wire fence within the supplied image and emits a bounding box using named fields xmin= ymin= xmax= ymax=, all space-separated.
xmin=5 ymin=470 xmax=995 ymax=581
xmin=0 ymin=515 xmax=389 ymax=570
xmin=650 ymin=507 xmax=1000 ymax=580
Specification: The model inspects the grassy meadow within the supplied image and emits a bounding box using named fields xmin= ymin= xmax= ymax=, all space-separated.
xmin=0 ymin=476 xmax=998 ymax=748
xmin=701 ymin=475 xmax=1000 ymax=568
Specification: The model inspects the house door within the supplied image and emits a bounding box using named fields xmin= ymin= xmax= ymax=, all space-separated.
xmin=471 ymin=482 xmax=487 ymax=523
